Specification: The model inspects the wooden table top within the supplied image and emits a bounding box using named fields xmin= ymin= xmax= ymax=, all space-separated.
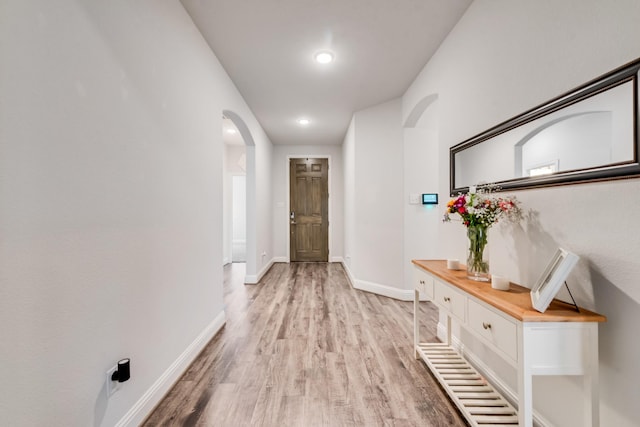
xmin=412 ymin=260 xmax=606 ymax=323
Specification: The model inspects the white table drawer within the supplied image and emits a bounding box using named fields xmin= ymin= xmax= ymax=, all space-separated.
xmin=434 ymin=280 xmax=466 ymax=321
xmin=468 ymin=299 xmax=518 ymax=362
xmin=413 ymin=267 xmax=434 ymax=299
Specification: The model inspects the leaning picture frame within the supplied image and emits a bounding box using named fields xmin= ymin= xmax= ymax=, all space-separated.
xmin=530 ymin=248 xmax=580 ymax=313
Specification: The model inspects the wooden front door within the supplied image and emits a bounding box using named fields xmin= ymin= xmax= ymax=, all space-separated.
xmin=290 ymin=158 xmax=329 ymax=262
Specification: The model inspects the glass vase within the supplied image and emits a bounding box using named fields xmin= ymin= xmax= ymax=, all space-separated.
xmin=467 ymin=224 xmax=490 ymax=281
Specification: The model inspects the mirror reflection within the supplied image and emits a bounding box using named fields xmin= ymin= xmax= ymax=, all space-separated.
xmin=451 ymin=59 xmax=640 ymax=194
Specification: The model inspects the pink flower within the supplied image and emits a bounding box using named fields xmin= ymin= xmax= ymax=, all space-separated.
xmin=443 ymin=188 xmax=521 ymax=228
xmin=499 ymin=200 xmax=513 ymax=210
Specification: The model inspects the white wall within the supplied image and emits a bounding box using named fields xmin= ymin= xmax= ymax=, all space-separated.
xmin=342 ymin=120 xmax=356 ymax=271
xmin=403 ymin=1 xmax=640 ymax=426
xmin=403 ymin=99 xmax=442 ymax=290
xmin=271 ymin=145 xmax=343 ymax=262
xmin=253 ymin=139 xmax=274 ymax=280
xmin=342 ymin=99 xmax=406 ymax=299
xmin=0 ymin=1 xmax=272 ymax=426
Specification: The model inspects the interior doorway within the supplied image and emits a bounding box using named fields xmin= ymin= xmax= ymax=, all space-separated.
xmin=222 ymin=115 xmax=247 ymax=267
xmin=289 ymin=158 xmax=329 ymax=262
xmin=223 ymin=110 xmax=257 ymax=284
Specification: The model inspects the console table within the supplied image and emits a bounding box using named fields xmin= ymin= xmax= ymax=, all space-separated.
xmin=412 ymin=260 xmax=606 ymax=427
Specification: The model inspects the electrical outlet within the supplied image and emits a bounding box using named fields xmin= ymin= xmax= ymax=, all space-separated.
xmin=106 ymin=365 xmax=121 ymax=397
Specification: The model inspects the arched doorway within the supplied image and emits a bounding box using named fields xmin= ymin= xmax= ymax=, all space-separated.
xmin=222 ymin=110 xmax=256 ymax=284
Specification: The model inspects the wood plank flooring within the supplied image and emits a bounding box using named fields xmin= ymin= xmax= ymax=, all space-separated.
xmin=142 ymin=262 xmax=467 ymax=427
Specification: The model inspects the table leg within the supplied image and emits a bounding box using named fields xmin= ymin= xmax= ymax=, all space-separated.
xmin=583 ymin=325 xmax=599 ymax=427
xmin=518 ymin=327 xmax=533 ymax=427
xmin=414 ymin=289 xmax=419 ymax=359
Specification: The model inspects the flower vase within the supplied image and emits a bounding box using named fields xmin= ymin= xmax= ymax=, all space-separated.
xmin=467 ymin=224 xmax=490 ymax=281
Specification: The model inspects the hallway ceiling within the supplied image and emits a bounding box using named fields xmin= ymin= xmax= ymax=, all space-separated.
xmin=181 ymin=0 xmax=472 ymax=145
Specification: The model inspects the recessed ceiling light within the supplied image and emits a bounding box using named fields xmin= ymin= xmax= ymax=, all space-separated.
xmin=298 ymin=118 xmax=310 ymax=125
xmin=314 ymin=51 xmax=334 ymax=64
xmin=226 ymin=128 xmax=237 ymax=134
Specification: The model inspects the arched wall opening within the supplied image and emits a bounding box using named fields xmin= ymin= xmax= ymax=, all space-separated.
xmin=223 ymin=109 xmax=257 ymax=284
xmin=404 ymin=94 xmax=439 ymax=129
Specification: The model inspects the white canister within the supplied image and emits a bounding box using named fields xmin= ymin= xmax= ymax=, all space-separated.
xmin=447 ymin=259 xmax=460 ymax=270
xmin=491 ymin=275 xmax=510 ymax=291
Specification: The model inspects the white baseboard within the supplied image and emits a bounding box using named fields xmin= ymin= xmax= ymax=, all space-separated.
xmin=353 ymin=278 xmax=414 ymax=300
xmin=436 ymin=323 xmax=552 ymax=427
xmin=340 ymin=259 xmax=356 ymax=285
xmin=339 ymin=260 xmax=414 ymax=301
xmin=114 ymin=312 xmax=226 ymax=427
xmin=245 ymin=258 xmax=277 ymax=284
xmin=331 ymin=256 xmax=344 ymax=263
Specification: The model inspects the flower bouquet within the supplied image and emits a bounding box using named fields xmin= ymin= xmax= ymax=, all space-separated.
xmin=443 ymin=186 xmax=521 ymax=281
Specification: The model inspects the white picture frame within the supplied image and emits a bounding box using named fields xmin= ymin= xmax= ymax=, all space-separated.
xmin=530 ymin=248 xmax=580 ymax=313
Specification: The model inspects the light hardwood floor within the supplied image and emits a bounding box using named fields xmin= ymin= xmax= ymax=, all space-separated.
xmin=142 ymin=262 xmax=467 ymax=427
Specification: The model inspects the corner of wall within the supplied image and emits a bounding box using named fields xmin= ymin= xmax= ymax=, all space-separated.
xmin=339 ymin=260 xmax=414 ymax=301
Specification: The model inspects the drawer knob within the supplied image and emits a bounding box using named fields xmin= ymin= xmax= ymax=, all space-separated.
xmin=444 ymin=297 xmax=451 ymax=302
xmin=420 ymin=280 xmax=425 ymax=284
xmin=482 ymin=322 xmax=492 ymax=330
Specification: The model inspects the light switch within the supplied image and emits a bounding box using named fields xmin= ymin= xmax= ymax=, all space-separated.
xmin=409 ymin=194 xmax=420 ymax=205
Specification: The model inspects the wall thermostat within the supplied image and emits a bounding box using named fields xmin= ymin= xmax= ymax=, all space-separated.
xmin=422 ymin=193 xmax=438 ymax=205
